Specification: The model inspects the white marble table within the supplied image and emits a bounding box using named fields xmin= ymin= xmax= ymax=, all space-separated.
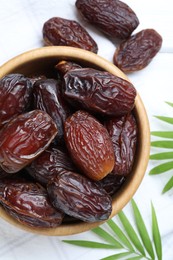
xmin=0 ymin=0 xmax=173 ymax=259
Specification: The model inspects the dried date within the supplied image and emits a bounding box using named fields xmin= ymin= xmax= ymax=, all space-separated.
xmin=26 ymin=146 xmax=76 ymax=185
xmin=76 ymin=0 xmax=139 ymax=39
xmin=43 ymin=17 xmax=98 ymax=53
xmin=105 ymin=113 xmax=137 ymax=176
xmin=55 ymin=60 xmax=82 ymax=77
xmin=64 ymin=110 xmax=115 ymax=181
xmin=47 ymin=170 xmax=112 ymax=222
xmin=33 ymin=78 xmax=70 ymax=143
xmin=0 ymin=110 xmax=57 ymax=173
xmin=63 ymin=68 xmax=136 ymax=116
xmin=0 ymin=74 xmax=32 ymax=128
xmin=98 ymin=173 xmax=125 ymax=196
xmin=0 ymin=179 xmax=64 ymax=228
xmin=113 ymin=29 xmax=163 ymax=72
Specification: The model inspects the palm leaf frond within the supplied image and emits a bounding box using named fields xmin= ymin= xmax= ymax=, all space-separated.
xmin=151 ymin=140 xmax=173 ymax=149
xmin=151 ymin=203 xmax=162 ymax=260
xmin=162 ymin=176 xmax=173 ymax=194
xmin=151 ymin=131 xmax=173 ymax=138
xmin=118 ymin=210 xmax=146 ymax=256
xmin=154 ymin=116 xmax=173 ymax=125
xmin=150 ymin=152 xmax=173 ymax=160
xmin=62 ymin=200 xmax=162 ymax=260
xmin=100 ymin=252 xmax=133 ymax=260
xmin=92 ymin=226 xmax=123 ymax=248
xmin=149 ymin=161 xmax=173 ymax=175
xmin=131 ymin=199 xmax=155 ymax=259
xmin=107 ymin=219 xmax=134 ymax=251
xmin=62 ymin=240 xmax=117 ymax=249
xmin=150 ymin=101 xmax=173 ymax=193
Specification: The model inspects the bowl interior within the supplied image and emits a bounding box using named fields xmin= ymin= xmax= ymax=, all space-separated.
xmin=0 ymin=46 xmax=150 ymax=236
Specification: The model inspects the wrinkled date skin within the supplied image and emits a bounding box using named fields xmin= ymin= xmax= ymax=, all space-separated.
xmin=64 ymin=110 xmax=115 ymax=181
xmin=0 ymin=74 xmax=32 ymax=128
xmin=33 ymin=78 xmax=70 ymax=143
xmin=63 ymin=68 xmax=136 ymax=116
xmin=0 ymin=179 xmax=64 ymax=227
xmin=47 ymin=170 xmax=112 ymax=222
xmin=26 ymin=146 xmax=76 ymax=186
xmin=43 ymin=17 xmax=98 ymax=53
xmin=98 ymin=173 xmax=126 ymax=196
xmin=0 ymin=110 xmax=57 ymax=173
xmin=105 ymin=113 xmax=137 ymax=176
xmin=55 ymin=60 xmax=82 ymax=77
xmin=113 ymin=29 xmax=163 ymax=72
xmin=76 ymin=0 xmax=139 ymax=39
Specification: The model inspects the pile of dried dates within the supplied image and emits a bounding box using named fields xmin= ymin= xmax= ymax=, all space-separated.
xmin=0 ymin=0 xmax=161 ymax=228
xmin=0 ymin=59 xmax=137 ymax=228
xmin=43 ymin=0 xmax=162 ymax=72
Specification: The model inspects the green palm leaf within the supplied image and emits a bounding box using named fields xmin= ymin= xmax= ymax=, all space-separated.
xmin=149 ymin=161 xmax=173 ymax=175
xmin=118 ymin=211 xmax=146 ymax=256
xmin=151 ymin=203 xmax=162 ymax=260
xmin=165 ymin=101 xmax=173 ymax=107
xmin=150 ymin=101 xmax=173 ymax=193
xmin=92 ymin=226 xmax=123 ymax=248
xmin=62 ymin=200 xmax=162 ymax=260
xmin=162 ymin=176 xmax=173 ymax=194
xmin=107 ymin=219 xmax=134 ymax=251
xmin=62 ymin=240 xmax=117 ymax=249
xmin=154 ymin=116 xmax=173 ymax=125
xmin=131 ymin=199 xmax=155 ymax=259
xmin=151 ymin=131 xmax=173 ymax=138
xmin=151 ymin=140 xmax=173 ymax=148
xmin=126 ymin=256 xmax=143 ymax=260
xmin=101 ymin=252 xmax=133 ymax=260
xmin=150 ymin=151 xmax=173 ymax=160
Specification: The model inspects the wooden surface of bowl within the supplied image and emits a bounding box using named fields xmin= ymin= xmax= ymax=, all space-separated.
xmin=0 ymin=46 xmax=150 ymax=236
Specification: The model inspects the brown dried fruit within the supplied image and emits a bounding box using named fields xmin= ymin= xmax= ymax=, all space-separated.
xmin=64 ymin=110 xmax=115 ymax=181
xmin=0 ymin=179 xmax=64 ymax=228
xmin=113 ymin=29 xmax=163 ymax=72
xmin=26 ymin=146 xmax=76 ymax=185
xmin=105 ymin=113 xmax=137 ymax=176
xmin=76 ymin=0 xmax=139 ymax=39
xmin=33 ymin=78 xmax=70 ymax=143
xmin=0 ymin=74 xmax=32 ymax=128
xmin=0 ymin=110 xmax=58 ymax=173
xmin=43 ymin=17 xmax=98 ymax=53
xmin=47 ymin=170 xmax=112 ymax=222
xmin=55 ymin=60 xmax=82 ymax=77
xmin=98 ymin=173 xmax=125 ymax=196
xmin=63 ymin=68 xmax=136 ymax=116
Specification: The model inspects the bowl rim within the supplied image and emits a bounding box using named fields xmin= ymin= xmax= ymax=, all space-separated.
xmin=0 ymin=46 xmax=150 ymax=236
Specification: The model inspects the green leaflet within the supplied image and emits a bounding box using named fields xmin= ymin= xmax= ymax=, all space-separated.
xmin=150 ymin=101 xmax=173 ymax=192
xmin=151 ymin=140 xmax=173 ymax=149
xmin=154 ymin=116 xmax=173 ymax=125
xmin=62 ymin=200 xmax=162 ymax=260
xmin=165 ymin=101 xmax=173 ymax=107
xmin=150 ymin=151 xmax=173 ymax=160
xmin=162 ymin=176 xmax=173 ymax=193
xmin=62 ymin=240 xmax=117 ymax=249
xmin=131 ymin=199 xmax=155 ymax=259
xmin=100 ymin=252 xmax=133 ymax=260
xmin=152 ymin=203 xmax=162 ymax=260
xmin=118 ymin=211 xmax=146 ymax=256
xmin=92 ymin=226 xmax=123 ymax=249
xmin=149 ymin=161 xmax=173 ymax=175
xmin=107 ymin=219 xmax=134 ymax=251
xmin=151 ymin=131 xmax=173 ymax=139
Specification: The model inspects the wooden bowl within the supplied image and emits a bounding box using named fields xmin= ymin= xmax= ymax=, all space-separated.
xmin=0 ymin=46 xmax=150 ymax=236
